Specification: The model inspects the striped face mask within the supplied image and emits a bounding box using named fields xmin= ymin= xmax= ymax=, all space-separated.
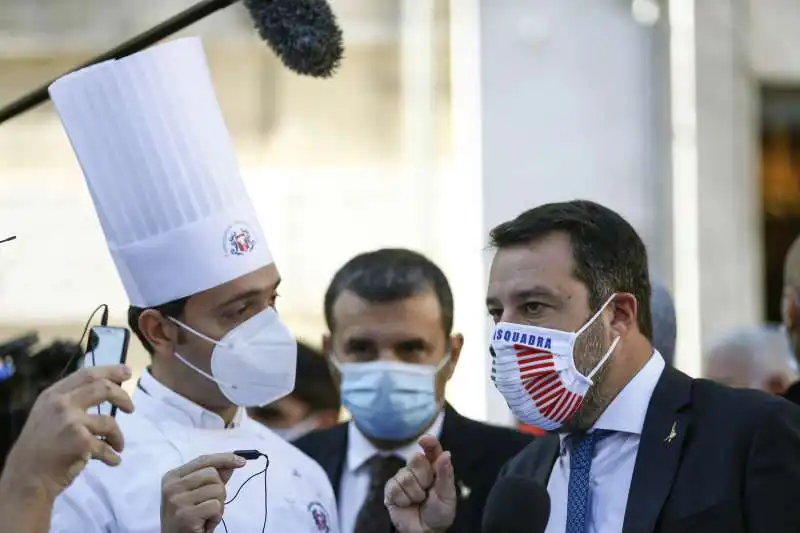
xmin=489 ymin=295 xmax=619 ymax=431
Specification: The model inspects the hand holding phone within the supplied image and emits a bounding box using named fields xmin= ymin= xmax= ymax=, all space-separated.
xmin=83 ymin=326 xmax=130 ymax=417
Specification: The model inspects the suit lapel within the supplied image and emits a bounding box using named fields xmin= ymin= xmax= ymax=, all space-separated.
xmin=315 ymin=424 xmax=349 ymax=500
xmin=439 ymin=405 xmax=474 ymax=504
xmin=531 ymin=436 xmax=559 ymax=485
xmin=621 ymin=367 xmax=692 ymax=533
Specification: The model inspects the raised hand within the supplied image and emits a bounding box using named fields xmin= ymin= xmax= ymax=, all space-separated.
xmin=384 ymin=435 xmax=458 ymax=533
xmin=2 ymin=364 xmax=134 ymax=501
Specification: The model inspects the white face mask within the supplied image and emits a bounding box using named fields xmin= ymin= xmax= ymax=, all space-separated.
xmin=490 ymin=295 xmax=619 ymax=431
xmin=169 ymin=308 xmax=297 ymax=407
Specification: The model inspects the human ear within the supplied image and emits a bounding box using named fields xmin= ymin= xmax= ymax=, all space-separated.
xmin=607 ymin=293 xmax=637 ymax=337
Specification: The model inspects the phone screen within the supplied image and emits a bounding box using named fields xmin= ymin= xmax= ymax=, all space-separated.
xmin=83 ymin=326 xmax=130 ymax=417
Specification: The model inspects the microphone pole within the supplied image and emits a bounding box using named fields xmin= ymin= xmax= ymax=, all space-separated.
xmin=0 ymin=0 xmax=238 ymax=125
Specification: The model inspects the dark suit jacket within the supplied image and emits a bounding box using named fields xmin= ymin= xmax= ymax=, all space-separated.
xmin=490 ymin=366 xmax=800 ymax=533
xmin=293 ymin=403 xmax=532 ymax=533
xmin=783 ymin=379 xmax=800 ymax=405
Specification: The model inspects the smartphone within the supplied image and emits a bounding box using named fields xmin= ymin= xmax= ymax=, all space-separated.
xmin=83 ymin=326 xmax=130 ymax=417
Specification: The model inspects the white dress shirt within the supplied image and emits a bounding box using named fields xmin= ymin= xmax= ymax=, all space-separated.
xmin=50 ymin=370 xmax=339 ymax=533
xmin=545 ymin=352 xmax=665 ymax=533
xmin=338 ymin=410 xmax=446 ymax=533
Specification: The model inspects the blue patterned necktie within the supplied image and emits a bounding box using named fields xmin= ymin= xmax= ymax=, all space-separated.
xmin=565 ymin=430 xmax=612 ymax=533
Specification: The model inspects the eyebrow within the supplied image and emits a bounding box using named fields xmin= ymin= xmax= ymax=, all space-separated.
xmin=345 ymin=336 xmax=431 ymax=349
xmin=486 ymin=285 xmax=558 ymax=306
xmin=216 ymin=278 xmax=282 ymax=311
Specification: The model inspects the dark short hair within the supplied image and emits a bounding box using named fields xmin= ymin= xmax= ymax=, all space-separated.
xmin=128 ymin=298 xmax=189 ymax=355
xmin=489 ymin=200 xmax=653 ymax=341
xmin=324 ymin=248 xmax=454 ymax=336
xmin=292 ymin=342 xmax=340 ymax=412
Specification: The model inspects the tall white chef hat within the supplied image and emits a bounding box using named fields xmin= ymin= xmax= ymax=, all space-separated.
xmin=49 ymin=38 xmax=272 ymax=308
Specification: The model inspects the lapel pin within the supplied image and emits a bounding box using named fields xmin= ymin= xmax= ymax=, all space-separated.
xmin=664 ymin=421 xmax=678 ymax=443
xmin=457 ymin=480 xmax=471 ymax=499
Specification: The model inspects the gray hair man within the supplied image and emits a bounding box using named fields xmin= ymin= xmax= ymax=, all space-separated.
xmin=704 ymin=325 xmax=797 ymax=395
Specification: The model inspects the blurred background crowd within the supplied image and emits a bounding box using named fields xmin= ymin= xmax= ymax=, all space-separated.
xmin=3 ymin=0 xmax=800 ymax=452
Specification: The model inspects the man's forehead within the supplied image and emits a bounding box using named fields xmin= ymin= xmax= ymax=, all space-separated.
xmin=197 ymin=264 xmax=280 ymax=306
xmin=333 ymin=290 xmax=440 ymax=319
xmin=487 ymin=237 xmax=576 ymax=297
xmin=332 ymin=290 xmax=442 ymax=337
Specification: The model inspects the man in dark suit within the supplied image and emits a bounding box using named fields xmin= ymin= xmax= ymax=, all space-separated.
xmin=294 ymin=248 xmax=531 ymax=533
xmin=781 ymin=235 xmax=800 ymax=404
xmin=384 ymin=201 xmax=800 ymax=533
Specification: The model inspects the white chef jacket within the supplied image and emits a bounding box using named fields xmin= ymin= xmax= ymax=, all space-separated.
xmin=50 ymin=370 xmax=339 ymax=533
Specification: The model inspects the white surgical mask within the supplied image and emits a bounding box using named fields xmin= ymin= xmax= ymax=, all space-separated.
xmin=490 ymin=295 xmax=619 ymax=431
xmin=169 ymin=307 xmax=297 ymax=407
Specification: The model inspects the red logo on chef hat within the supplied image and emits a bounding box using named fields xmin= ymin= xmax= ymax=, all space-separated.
xmin=223 ymin=223 xmax=256 ymax=256
xmin=307 ymin=502 xmax=331 ymax=532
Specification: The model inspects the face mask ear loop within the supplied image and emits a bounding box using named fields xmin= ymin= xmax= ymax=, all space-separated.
xmin=166 ymin=318 xmax=237 ymax=389
xmin=327 ymin=351 xmax=345 ymax=371
xmin=575 ymin=294 xmax=617 ymax=337
xmin=586 ymin=336 xmax=621 ymax=382
xmin=434 ymin=353 xmax=452 ymax=372
xmin=173 ymin=351 xmax=221 ymax=383
xmin=167 ymin=316 xmax=225 ymax=347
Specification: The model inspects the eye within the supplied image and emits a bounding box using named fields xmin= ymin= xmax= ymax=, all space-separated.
xmin=523 ymin=302 xmax=546 ymax=316
xmin=487 ymin=308 xmax=503 ymax=322
xmin=269 ymin=292 xmax=281 ymax=308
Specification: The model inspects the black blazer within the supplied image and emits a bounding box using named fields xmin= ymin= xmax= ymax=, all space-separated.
xmin=490 ymin=366 xmax=800 ymax=533
xmin=783 ymin=379 xmax=800 ymax=405
xmin=293 ymin=403 xmax=532 ymax=533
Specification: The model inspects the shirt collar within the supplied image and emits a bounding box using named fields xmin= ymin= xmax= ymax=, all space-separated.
xmin=345 ymin=409 xmax=446 ymax=473
xmin=592 ymin=350 xmax=665 ymax=435
xmin=557 ymin=351 xmax=665 ymax=452
xmin=135 ymin=369 xmax=244 ymax=430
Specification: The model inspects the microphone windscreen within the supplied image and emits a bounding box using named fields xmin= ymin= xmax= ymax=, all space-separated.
xmin=482 ymin=476 xmax=550 ymax=533
xmin=243 ymin=0 xmax=344 ymax=78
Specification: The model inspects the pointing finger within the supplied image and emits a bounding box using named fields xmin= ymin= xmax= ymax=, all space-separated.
xmin=419 ymin=434 xmax=444 ymax=463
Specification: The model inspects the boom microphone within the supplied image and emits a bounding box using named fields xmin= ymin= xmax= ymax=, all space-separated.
xmin=482 ymin=476 xmax=550 ymax=533
xmin=0 ymin=0 xmax=343 ymax=125
xmin=244 ymin=0 xmax=343 ymax=78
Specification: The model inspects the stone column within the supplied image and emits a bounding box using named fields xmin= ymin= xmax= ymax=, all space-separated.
xmin=689 ymin=0 xmax=761 ymax=373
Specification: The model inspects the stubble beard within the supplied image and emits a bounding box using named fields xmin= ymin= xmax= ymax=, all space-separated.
xmin=561 ymin=319 xmax=614 ymax=433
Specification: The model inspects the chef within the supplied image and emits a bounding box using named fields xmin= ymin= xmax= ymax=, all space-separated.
xmin=47 ymin=37 xmax=338 ymax=533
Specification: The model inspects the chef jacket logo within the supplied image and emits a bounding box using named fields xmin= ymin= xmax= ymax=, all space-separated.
xmin=223 ymin=223 xmax=256 ymax=256
xmin=307 ymin=502 xmax=330 ymax=532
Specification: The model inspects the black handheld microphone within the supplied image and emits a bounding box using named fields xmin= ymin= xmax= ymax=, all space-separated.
xmin=482 ymin=476 xmax=550 ymax=533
